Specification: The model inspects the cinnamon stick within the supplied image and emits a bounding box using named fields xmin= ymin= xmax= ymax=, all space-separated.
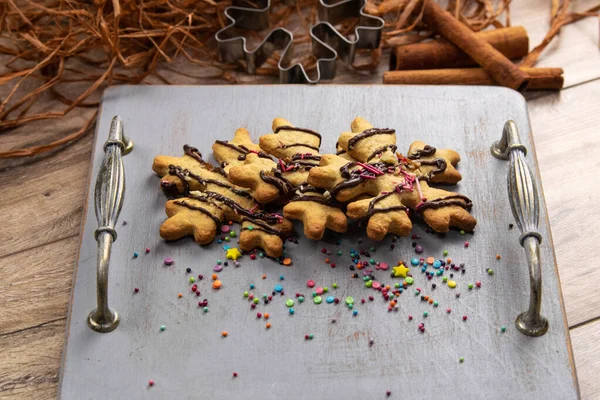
xmin=422 ymin=0 xmax=529 ymax=91
xmin=383 ymin=67 xmax=564 ymax=90
xmin=390 ymin=26 xmax=529 ymax=71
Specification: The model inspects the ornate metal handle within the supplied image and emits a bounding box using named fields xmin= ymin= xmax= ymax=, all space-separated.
xmin=87 ymin=116 xmax=133 ymax=333
xmin=491 ymin=120 xmax=548 ymax=336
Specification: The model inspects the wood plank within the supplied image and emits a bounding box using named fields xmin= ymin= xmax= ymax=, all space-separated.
xmin=528 ymin=80 xmax=600 ymax=327
xmin=571 ymin=320 xmax=600 ymax=400
xmin=0 ymin=133 xmax=93 ymax=257
xmin=0 ymin=319 xmax=64 ymax=399
xmin=0 ymin=236 xmax=77 ymax=335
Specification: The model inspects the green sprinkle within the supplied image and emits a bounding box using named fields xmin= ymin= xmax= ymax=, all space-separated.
xmin=487 ymin=268 xmax=494 ymax=275
xmin=259 ymin=252 xmax=265 ymax=258
xmin=433 ymin=301 xmax=439 ymax=307
xmin=443 ymin=250 xmax=448 ymax=256
xmin=203 ymin=307 xmax=209 ymax=312
xmin=312 ymin=291 xmax=317 ymax=298
xmin=363 ymin=276 xmax=370 ymax=282
xmin=243 ymin=291 xmax=249 ymax=298
xmin=225 ymin=236 xmax=230 ymax=242
xmin=323 ymin=287 xmax=329 ymax=293
xmin=313 ymin=296 xmax=322 ymax=304
xmin=459 ymin=357 xmax=464 ymax=363
xmin=229 ymin=231 xmax=236 ymax=238
xmin=216 ymin=260 xmax=222 ymax=265
xmin=369 ymin=259 xmax=376 ymax=265
xmin=389 ymin=293 xmax=395 ymax=299
xmin=345 ymin=296 xmax=354 ymax=305
xmin=365 ymin=280 xmax=373 ymax=288
xmin=468 ymin=283 xmax=474 ymax=290
xmin=337 ymin=250 xmax=343 ymax=256
xmin=309 ymin=333 xmax=314 ymax=339
xmin=395 ymin=283 xmax=400 ymax=288
xmin=332 ymin=283 xmax=338 ymax=289
xmin=247 ymin=225 xmax=254 ymax=231
xmin=442 ymin=276 xmax=448 ymax=282
xmin=415 ymin=290 xmax=420 ymax=296
xmin=285 ymin=299 xmax=294 ymax=307
xmin=423 ymin=311 xmax=429 ymax=317
xmin=501 ymin=326 xmax=507 ymax=333
xmin=405 ymin=277 xmax=414 ymax=285
xmin=459 ymin=230 xmax=465 ymax=235
xmin=369 ymin=246 xmax=376 ymax=252
xmin=160 ymin=325 xmax=166 ymax=331
xmin=347 ymin=303 xmax=354 ymax=309
xmin=189 ymin=277 xmax=195 ymax=283
xmin=262 ymin=293 xmax=268 ymax=299
xmin=298 ymin=296 xmax=305 ymax=303
xmin=253 ymin=298 xmax=259 ymax=304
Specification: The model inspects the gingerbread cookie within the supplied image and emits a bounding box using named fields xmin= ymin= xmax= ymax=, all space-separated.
xmin=258 ymin=118 xmax=322 ymax=161
xmin=337 ymin=117 xmax=397 ymax=164
xmin=405 ymin=141 xmax=462 ymax=184
xmin=160 ymin=194 xmax=225 ymax=245
xmin=239 ymin=217 xmax=293 ymax=258
xmin=212 ymin=128 xmax=272 ymax=173
xmin=227 ymin=153 xmax=292 ymax=204
xmin=346 ymin=191 xmax=412 ymax=240
xmin=283 ymin=185 xmax=348 ymax=240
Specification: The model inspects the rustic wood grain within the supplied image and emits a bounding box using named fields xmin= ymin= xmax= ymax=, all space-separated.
xmin=528 ymin=79 xmax=600 ymax=327
xmin=571 ymin=319 xmax=600 ymax=400
xmin=0 ymin=237 xmax=77 ymax=335
xmin=0 ymin=320 xmax=64 ymax=399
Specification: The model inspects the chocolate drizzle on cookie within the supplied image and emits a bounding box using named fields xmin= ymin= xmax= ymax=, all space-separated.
xmin=260 ymin=170 xmax=294 ymax=194
xmin=289 ymin=184 xmax=341 ymax=208
xmin=240 ymin=218 xmax=282 ymax=236
xmin=188 ymin=192 xmax=279 ymax=225
xmin=214 ymin=140 xmax=272 ymax=161
xmin=280 ymin=143 xmax=320 ymax=152
xmin=274 ymin=125 xmax=322 ymax=147
xmin=364 ymin=191 xmax=408 ymax=218
xmin=407 ymin=145 xmax=448 ymax=180
xmin=367 ymin=144 xmax=398 ymax=162
xmin=329 ymin=161 xmax=389 ymax=199
xmin=172 ymin=198 xmax=223 ymax=228
xmin=166 ymin=165 xmax=253 ymax=199
xmin=416 ymin=195 xmax=473 ymax=212
xmin=347 ymin=128 xmax=395 ymax=150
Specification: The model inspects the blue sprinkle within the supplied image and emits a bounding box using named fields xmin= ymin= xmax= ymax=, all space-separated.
xmin=279 ymin=275 xmax=284 ymax=281
xmin=326 ymin=296 xmax=334 ymax=304
xmin=411 ymin=258 xmax=419 ymax=266
xmin=274 ymin=284 xmax=283 ymax=293
xmin=352 ymin=309 xmax=358 ymax=316
xmin=289 ymin=308 xmax=295 ymax=315
xmin=421 ymin=266 xmax=427 ymax=273
xmin=217 ymin=239 xmax=222 ymax=244
xmin=399 ymin=288 xmax=403 ymax=293
xmin=222 ymin=245 xmax=230 ymax=251
xmin=250 ymin=284 xmax=255 ymax=289
xmin=433 ymin=260 xmax=442 ymax=269
xmin=133 ymin=252 xmax=139 ymax=258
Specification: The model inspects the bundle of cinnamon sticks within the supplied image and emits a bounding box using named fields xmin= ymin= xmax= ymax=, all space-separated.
xmin=383 ymin=1 xmax=564 ymax=90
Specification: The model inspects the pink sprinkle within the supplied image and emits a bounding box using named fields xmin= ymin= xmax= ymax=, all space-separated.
xmin=148 ymin=380 xmax=154 ymax=387
xmin=315 ymin=287 xmax=324 ymax=295
xmin=408 ymin=315 xmax=413 ymax=320
xmin=359 ymin=173 xmax=376 ymax=180
xmin=446 ymin=308 xmax=452 ymax=313
xmin=221 ymin=225 xmax=230 ymax=233
xmin=164 ymin=257 xmax=174 ymax=266
xmin=464 ymin=241 xmax=469 ymax=248
xmin=307 ymin=280 xmax=316 ymax=288
xmin=378 ymin=262 xmax=389 ymax=271
xmin=476 ymin=281 xmax=481 ymax=288
xmin=372 ymin=281 xmax=381 ymax=290
xmin=463 ymin=315 xmax=468 ymax=321
xmin=145 ymin=248 xmax=150 ymax=254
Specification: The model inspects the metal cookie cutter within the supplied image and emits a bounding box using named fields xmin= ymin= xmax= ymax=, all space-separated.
xmin=215 ymin=0 xmax=385 ymax=83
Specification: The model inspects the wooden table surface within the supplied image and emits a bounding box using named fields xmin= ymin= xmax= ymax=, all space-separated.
xmin=1 ymin=1 xmax=599 ymax=398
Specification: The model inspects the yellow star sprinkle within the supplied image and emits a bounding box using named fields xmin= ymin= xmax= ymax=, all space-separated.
xmin=226 ymin=247 xmax=242 ymax=260
xmin=392 ymin=264 xmax=410 ymax=278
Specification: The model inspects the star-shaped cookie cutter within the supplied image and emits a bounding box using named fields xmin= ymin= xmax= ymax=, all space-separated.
xmin=215 ymin=0 xmax=385 ymax=83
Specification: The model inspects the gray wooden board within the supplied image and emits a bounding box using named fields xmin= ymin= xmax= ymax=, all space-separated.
xmin=59 ymin=85 xmax=578 ymax=400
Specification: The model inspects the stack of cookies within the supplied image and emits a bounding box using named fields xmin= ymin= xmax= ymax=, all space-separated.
xmin=152 ymin=117 xmax=477 ymax=258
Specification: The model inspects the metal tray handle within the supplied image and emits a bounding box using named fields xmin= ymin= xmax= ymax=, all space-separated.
xmin=491 ymin=120 xmax=548 ymax=336
xmin=87 ymin=116 xmax=133 ymax=333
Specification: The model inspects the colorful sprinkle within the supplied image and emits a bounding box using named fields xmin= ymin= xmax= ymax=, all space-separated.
xmin=313 ymin=296 xmax=323 ymax=304
xmin=212 ymin=280 xmax=222 ymax=289
xmin=404 ymin=277 xmax=414 ymax=285
xmin=352 ymin=309 xmax=358 ymax=316
xmin=392 ymin=264 xmax=410 ymax=278
xmin=160 ymin=325 xmax=165 ymax=331
xmin=274 ymin=284 xmax=283 ymax=293
xmin=307 ymin=280 xmax=315 ymax=288
xmin=133 ymin=252 xmax=139 ymax=258
xmin=214 ymin=265 xmax=223 ymax=272
xmin=447 ymin=280 xmax=457 ymax=288
xmin=415 ymin=245 xmax=423 ymax=254
xmin=222 ymin=331 xmax=228 ymax=337
xmin=459 ymin=357 xmax=464 ymax=363
xmin=266 ymin=323 xmax=271 ymax=329
xmin=289 ymin=308 xmax=295 ymax=315
xmin=501 ymin=326 xmax=507 ymax=332
xmin=189 ymin=277 xmax=195 ymax=283
xmin=226 ymin=248 xmax=242 ymax=260
xmin=285 ymin=299 xmax=294 ymax=307
xmin=148 ymin=380 xmax=154 ymax=386
xmin=345 ymin=296 xmax=354 ymax=305
xmin=283 ymin=258 xmax=292 ymax=266
xmin=163 ymin=257 xmax=174 ymax=266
